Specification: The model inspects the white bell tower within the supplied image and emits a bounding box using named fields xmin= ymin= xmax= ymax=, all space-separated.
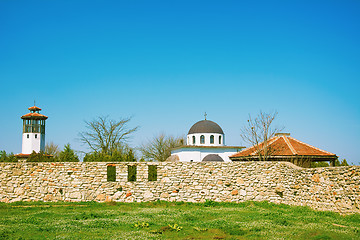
xmin=21 ymin=105 xmax=48 ymax=154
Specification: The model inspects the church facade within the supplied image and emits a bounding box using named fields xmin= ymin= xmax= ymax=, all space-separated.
xmin=170 ymin=119 xmax=244 ymax=162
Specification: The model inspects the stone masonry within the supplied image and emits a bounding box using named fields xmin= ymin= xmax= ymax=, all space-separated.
xmin=0 ymin=162 xmax=359 ymax=214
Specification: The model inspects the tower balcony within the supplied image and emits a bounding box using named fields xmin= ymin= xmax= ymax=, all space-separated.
xmin=23 ymin=124 xmax=45 ymax=133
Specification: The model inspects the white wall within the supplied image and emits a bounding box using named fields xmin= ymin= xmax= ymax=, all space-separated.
xmin=187 ymin=133 xmax=225 ymax=146
xmin=171 ymin=147 xmax=241 ymax=162
xmin=22 ymin=133 xmax=45 ymax=154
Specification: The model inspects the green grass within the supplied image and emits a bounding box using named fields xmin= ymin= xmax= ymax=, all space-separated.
xmin=0 ymin=201 xmax=359 ymax=239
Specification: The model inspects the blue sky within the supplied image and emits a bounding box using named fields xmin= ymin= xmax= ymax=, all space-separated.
xmin=1 ymin=1 xmax=359 ymax=164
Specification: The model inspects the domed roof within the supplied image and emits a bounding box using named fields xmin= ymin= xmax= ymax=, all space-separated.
xmin=188 ymin=120 xmax=224 ymax=134
xmin=202 ymin=154 xmax=224 ymax=162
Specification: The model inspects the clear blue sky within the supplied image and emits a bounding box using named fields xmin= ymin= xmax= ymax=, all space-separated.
xmin=1 ymin=1 xmax=359 ymax=164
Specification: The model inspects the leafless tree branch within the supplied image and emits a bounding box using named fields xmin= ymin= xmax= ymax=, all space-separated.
xmin=79 ymin=116 xmax=138 ymax=155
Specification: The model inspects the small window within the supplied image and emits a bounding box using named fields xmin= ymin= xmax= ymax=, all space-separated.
xmin=210 ymin=135 xmax=214 ymax=144
xmin=128 ymin=165 xmax=137 ymax=182
xmin=148 ymin=165 xmax=157 ymax=181
xmin=219 ymin=136 xmax=222 ymax=144
xmin=192 ymin=136 xmax=196 ymax=144
xmin=35 ymin=134 xmax=37 ymax=139
xmin=107 ymin=165 xmax=116 ymax=182
xmin=200 ymin=135 xmax=205 ymax=144
xmin=27 ymin=134 xmax=29 ymax=139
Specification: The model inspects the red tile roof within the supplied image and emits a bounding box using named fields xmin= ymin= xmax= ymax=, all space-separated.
xmin=230 ymin=133 xmax=336 ymax=158
xmin=21 ymin=112 xmax=48 ymax=120
xmin=28 ymin=106 xmax=42 ymax=111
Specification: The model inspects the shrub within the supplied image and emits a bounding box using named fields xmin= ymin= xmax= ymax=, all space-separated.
xmin=27 ymin=151 xmax=53 ymax=162
xmin=107 ymin=165 xmax=116 ymax=182
xmin=148 ymin=165 xmax=157 ymax=181
xmin=83 ymin=148 xmax=136 ymax=162
xmin=128 ymin=165 xmax=136 ymax=182
xmin=0 ymin=151 xmax=17 ymax=162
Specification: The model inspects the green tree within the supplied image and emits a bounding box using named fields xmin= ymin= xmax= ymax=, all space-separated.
xmin=310 ymin=161 xmax=329 ymax=168
xmin=58 ymin=144 xmax=79 ymax=162
xmin=139 ymin=134 xmax=185 ymax=162
xmin=0 ymin=151 xmax=17 ymax=162
xmin=340 ymin=159 xmax=349 ymax=166
xmin=334 ymin=158 xmax=341 ymax=166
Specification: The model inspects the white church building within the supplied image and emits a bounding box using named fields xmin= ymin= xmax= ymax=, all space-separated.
xmin=170 ymin=118 xmax=244 ymax=162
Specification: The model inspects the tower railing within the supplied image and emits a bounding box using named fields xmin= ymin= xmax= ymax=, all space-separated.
xmin=23 ymin=124 xmax=45 ymax=133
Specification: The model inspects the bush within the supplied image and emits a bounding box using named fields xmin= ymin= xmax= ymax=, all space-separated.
xmin=0 ymin=151 xmax=17 ymax=162
xmin=107 ymin=165 xmax=116 ymax=182
xmin=148 ymin=165 xmax=157 ymax=181
xmin=83 ymin=148 xmax=136 ymax=162
xmin=27 ymin=151 xmax=53 ymax=162
xmin=128 ymin=165 xmax=136 ymax=181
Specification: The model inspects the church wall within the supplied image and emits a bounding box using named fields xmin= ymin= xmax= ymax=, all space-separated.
xmin=171 ymin=148 xmax=239 ymax=162
xmin=0 ymin=162 xmax=359 ymax=214
xmin=187 ymin=133 xmax=224 ymax=146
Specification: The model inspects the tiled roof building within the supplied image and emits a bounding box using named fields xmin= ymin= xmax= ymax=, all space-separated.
xmin=230 ymin=133 xmax=337 ymax=167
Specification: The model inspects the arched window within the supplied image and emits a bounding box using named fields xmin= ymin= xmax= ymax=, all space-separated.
xmin=192 ymin=136 xmax=196 ymax=144
xmin=200 ymin=135 xmax=205 ymax=144
xmin=210 ymin=135 xmax=214 ymax=144
xmin=219 ymin=136 xmax=222 ymax=144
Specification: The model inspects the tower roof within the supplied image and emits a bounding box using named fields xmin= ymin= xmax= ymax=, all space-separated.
xmin=28 ymin=106 xmax=42 ymax=111
xmin=188 ymin=120 xmax=224 ymax=134
xmin=21 ymin=112 xmax=48 ymax=120
xmin=21 ymin=105 xmax=48 ymax=120
xmin=230 ymin=133 xmax=336 ymax=159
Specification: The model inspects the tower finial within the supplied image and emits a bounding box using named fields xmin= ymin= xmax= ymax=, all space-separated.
xmin=34 ymin=100 xmax=36 ymax=106
xmin=204 ymin=112 xmax=207 ymax=120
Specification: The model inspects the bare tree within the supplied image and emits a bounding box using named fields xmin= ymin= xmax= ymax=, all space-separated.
xmin=139 ymin=133 xmax=185 ymax=162
xmin=45 ymin=142 xmax=60 ymax=157
xmin=79 ymin=116 xmax=138 ymax=155
xmin=240 ymin=111 xmax=284 ymax=161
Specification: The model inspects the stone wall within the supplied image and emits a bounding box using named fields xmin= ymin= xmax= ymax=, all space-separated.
xmin=0 ymin=162 xmax=359 ymax=214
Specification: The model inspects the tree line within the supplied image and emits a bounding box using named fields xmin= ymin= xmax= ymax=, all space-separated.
xmin=0 ymin=112 xmax=351 ymax=166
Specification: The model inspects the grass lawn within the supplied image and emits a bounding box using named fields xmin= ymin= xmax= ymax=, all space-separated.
xmin=0 ymin=201 xmax=359 ymax=240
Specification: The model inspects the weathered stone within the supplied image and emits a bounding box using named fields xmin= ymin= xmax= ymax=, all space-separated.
xmin=14 ymin=187 xmax=24 ymax=195
xmin=0 ymin=162 xmax=359 ymax=214
xmin=144 ymin=190 xmax=153 ymax=199
xmin=95 ymin=194 xmax=106 ymax=202
xmin=161 ymin=177 xmax=170 ymax=183
xmin=160 ymin=192 xmax=169 ymax=198
xmin=70 ymin=192 xmax=81 ymax=199
xmin=312 ymin=174 xmax=320 ymax=183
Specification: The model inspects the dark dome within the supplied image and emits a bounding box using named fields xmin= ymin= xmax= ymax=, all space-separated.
xmin=188 ymin=120 xmax=224 ymax=134
xmin=202 ymin=154 xmax=224 ymax=162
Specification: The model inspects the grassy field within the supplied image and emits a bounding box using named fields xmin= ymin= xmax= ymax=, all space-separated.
xmin=0 ymin=201 xmax=359 ymax=240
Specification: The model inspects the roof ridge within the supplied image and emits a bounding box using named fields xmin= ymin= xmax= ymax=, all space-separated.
xmin=283 ymin=136 xmax=297 ymax=155
xmin=288 ymin=136 xmax=335 ymax=155
xmin=250 ymin=136 xmax=279 ymax=156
